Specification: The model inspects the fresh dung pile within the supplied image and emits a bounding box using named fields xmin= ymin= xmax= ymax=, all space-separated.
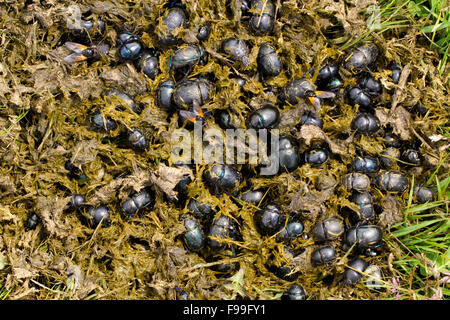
xmin=0 ymin=0 xmax=448 ymax=300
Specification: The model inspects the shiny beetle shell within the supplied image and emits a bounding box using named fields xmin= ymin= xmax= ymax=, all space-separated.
xmin=281 ymin=78 xmax=315 ymax=105
xmin=359 ymin=75 xmax=382 ymax=96
xmin=388 ymin=62 xmax=402 ymax=84
xmin=70 ymin=194 xmax=86 ymax=211
xmin=278 ymin=134 xmax=301 ymax=173
xmin=276 ymin=221 xmax=304 ymax=242
xmin=317 ymin=62 xmax=340 ymax=83
xmin=311 ymin=245 xmax=336 ymax=265
xmin=157 ymin=79 xmax=175 ymax=110
xmin=117 ymin=31 xmax=143 ymax=61
xmin=380 ymin=147 xmax=400 ymax=168
xmin=352 ymin=113 xmax=380 ymax=134
xmin=136 ymin=51 xmax=160 ymax=79
xmin=183 ymin=216 xmax=205 ymax=251
xmin=299 ymin=111 xmax=324 ymax=128
xmin=172 ymin=78 xmax=213 ymax=108
xmin=402 ymin=149 xmax=423 ymax=165
xmin=215 ymin=109 xmax=235 ymax=129
xmin=248 ymin=0 xmax=275 ymax=35
xmin=351 ymin=192 xmax=375 ymax=222
xmin=240 ymin=189 xmax=265 ymax=204
xmin=197 ymin=23 xmax=211 ymax=41
xmin=304 ymin=148 xmax=329 ymax=167
xmin=247 ymin=104 xmax=280 ymax=129
xmin=203 ymin=164 xmax=241 ymax=195
xmin=170 ymin=45 xmax=205 ymax=69
xmin=88 ymin=206 xmax=112 ymax=228
xmin=374 ymin=170 xmax=409 ymax=193
xmin=352 ymin=155 xmax=380 ymax=174
xmin=91 ymin=109 xmax=118 ymax=131
xmin=344 ymin=43 xmax=378 ymax=73
xmin=282 ymin=284 xmax=306 ymax=300
xmin=187 ymin=199 xmax=215 ymax=221
xmin=413 ymin=186 xmax=434 ymax=203
xmin=347 ymin=86 xmax=372 ymax=108
xmin=343 ymin=173 xmax=371 ymax=192
xmin=121 ymin=190 xmax=153 ymax=219
xmin=313 ymin=216 xmax=345 ymax=242
xmin=128 ymin=128 xmax=148 ymax=151
xmin=221 ymin=38 xmax=250 ymax=66
xmin=257 ymin=42 xmax=282 ymax=77
xmin=254 ymin=202 xmax=287 ymax=236
xmin=103 ymin=89 xmax=138 ymax=114
xmin=208 ymin=214 xmax=240 ymax=251
xmin=26 ymin=213 xmax=40 ymax=230
xmin=158 ymin=7 xmax=188 ymax=46
xmin=344 ymin=257 xmax=368 ymax=285
xmin=266 ymin=246 xmax=300 ymax=281
xmin=344 ymin=225 xmax=383 ymax=250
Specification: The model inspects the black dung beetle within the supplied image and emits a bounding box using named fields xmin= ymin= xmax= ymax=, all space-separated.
xmin=69 ymin=194 xmax=86 ymax=211
xmin=208 ymin=247 xmax=240 ymax=276
xmin=157 ymin=78 xmax=176 ymax=110
xmin=352 ymin=155 xmax=380 ymax=174
xmin=248 ymin=0 xmax=275 ymax=36
xmin=257 ymin=42 xmax=282 ymax=77
xmin=91 ymin=108 xmax=118 ymax=132
xmin=414 ymin=103 xmax=429 ymax=116
xmin=26 ymin=213 xmax=40 ymax=230
xmin=136 ymin=51 xmax=160 ymax=79
xmin=347 ymin=86 xmax=372 ymax=109
xmin=297 ymin=111 xmax=324 ymax=129
xmin=215 ymin=109 xmax=235 ymax=129
xmin=343 ymin=225 xmax=383 ymax=250
xmin=187 ymin=199 xmax=215 ymax=221
xmin=344 ymin=43 xmax=378 ymax=73
xmin=374 ymin=170 xmax=409 ymax=193
xmin=172 ymin=78 xmax=213 ymax=109
xmin=197 ymin=23 xmax=212 ymax=41
xmin=278 ymin=134 xmax=301 ymax=173
xmin=170 ymin=45 xmax=207 ymax=70
xmin=240 ymin=189 xmax=266 ymax=205
xmin=233 ymin=75 xmax=247 ymax=88
xmin=117 ymin=31 xmax=143 ymax=61
xmin=203 ymin=164 xmax=241 ymax=195
xmin=383 ymin=135 xmax=402 ymax=148
xmin=221 ymin=38 xmax=251 ymax=67
xmin=87 ymin=205 xmax=112 ymax=228
xmin=388 ymin=62 xmax=402 ymax=84
xmin=253 ymin=202 xmax=287 ymax=236
xmin=379 ymin=147 xmax=400 ymax=168
xmin=303 ymin=148 xmax=329 ymax=167
xmin=344 ymin=256 xmax=368 ymax=285
xmin=266 ymin=246 xmax=300 ymax=281
xmin=127 ymin=128 xmax=149 ymax=151
xmin=247 ymin=104 xmax=280 ymax=129
xmin=70 ymin=17 xmax=105 ymax=38
xmin=276 ymin=221 xmax=304 ymax=242
xmin=121 ymin=189 xmax=154 ymax=220
xmin=103 ymin=89 xmax=138 ymax=114
xmin=358 ymin=74 xmax=382 ymax=96
xmin=402 ymin=149 xmax=423 ymax=165
xmin=280 ymin=78 xmax=335 ymax=108
xmin=352 ymin=113 xmax=380 ymax=134
xmin=175 ymin=287 xmax=190 ymax=300
xmin=350 ymin=192 xmax=375 ymax=222
xmin=64 ymin=160 xmax=88 ymax=184
xmin=158 ymin=7 xmax=188 ymax=46
xmin=413 ymin=186 xmax=434 ymax=203
xmin=208 ymin=214 xmax=241 ymax=251
xmin=316 ymin=62 xmax=340 ymax=84
xmin=282 ymin=284 xmax=306 ymax=300
xmin=313 ymin=216 xmax=345 ymax=242
xmin=311 ymin=245 xmax=337 ymax=265
xmin=182 ymin=215 xmax=205 ymax=251
xmin=343 ymin=173 xmax=371 ymax=192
